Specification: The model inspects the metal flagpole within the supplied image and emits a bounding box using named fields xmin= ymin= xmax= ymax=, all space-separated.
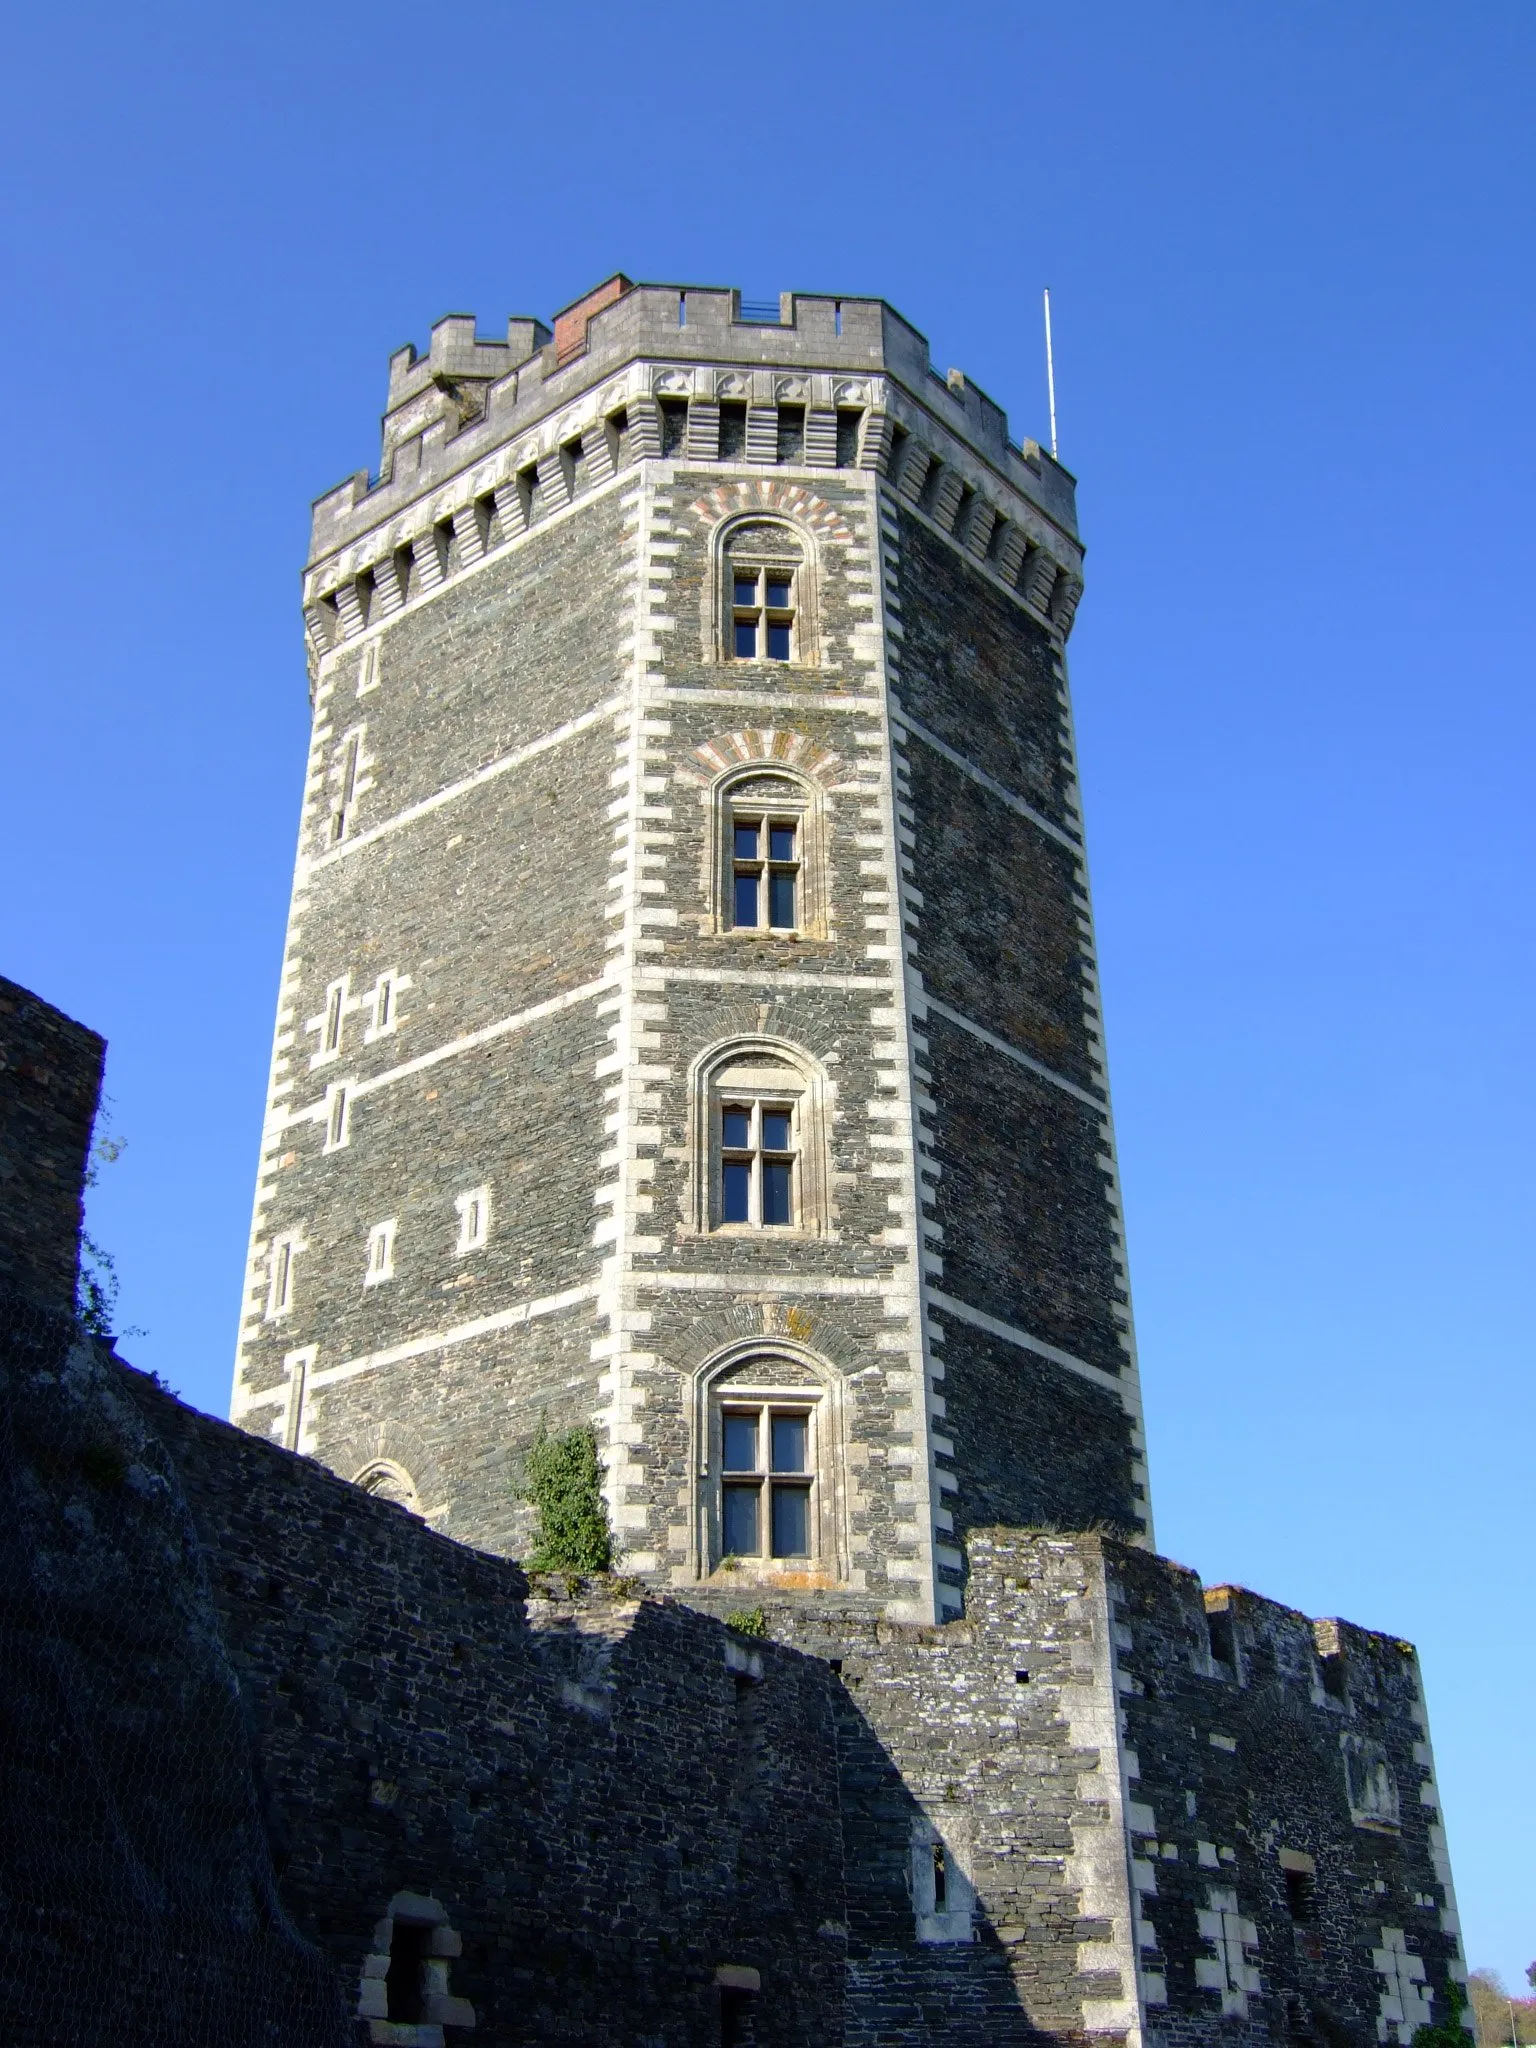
xmin=1043 ymin=287 xmax=1059 ymax=459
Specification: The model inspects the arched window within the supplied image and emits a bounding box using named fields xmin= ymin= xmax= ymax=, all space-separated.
xmin=708 ymin=768 xmax=829 ymax=938
xmin=690 ymin=1344 xmax=850 ymax=1581
xmin=354 ymin=1460 xmax=419 ymax=1513
xmin=357 ymin=1891 xmax=474 ymax=2043
xmin=688 ymin=1038 xmax=834 ymax=1237
xmin=715 ymin=518 xmax=818 ymax=666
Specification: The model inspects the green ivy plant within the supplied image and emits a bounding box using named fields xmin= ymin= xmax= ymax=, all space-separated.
xmin=521 ymin=1422 xmax=613 ymax=1574
xmin=1413 ymin=1979 xmax=1475 ymax=2048
xmin=726 ymin=1607 xmax=767 ymax=1638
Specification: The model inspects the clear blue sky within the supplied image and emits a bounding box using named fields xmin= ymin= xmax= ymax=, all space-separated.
xmin=4 ymin=0 xmax=1531 ymax=1989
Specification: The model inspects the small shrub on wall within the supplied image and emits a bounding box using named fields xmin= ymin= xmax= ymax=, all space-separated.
xmin=522 ymin=1424 xmax=613 ymax=1573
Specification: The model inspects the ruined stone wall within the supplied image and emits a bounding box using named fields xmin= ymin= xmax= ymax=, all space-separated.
xmin=140 ymin=1371 xmax=849 ymax=2046
xmin=1107 ymin=1545 xmax=1468 ymax=2048
xmin=0 ymin=977 xmax=103 ymax=1311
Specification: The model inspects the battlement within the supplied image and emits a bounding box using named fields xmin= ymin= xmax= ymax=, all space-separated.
xmin=310 ymin=274 xmax=1078 ymax=573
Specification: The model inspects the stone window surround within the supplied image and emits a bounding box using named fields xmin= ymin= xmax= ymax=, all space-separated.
xmin=685 ymin=1036 xmax=834 ymax=1238
xmin=364 ymin=1218 xmax=397 ymax=1287
xmin=706 ymin=765 xmax=830 ymax=940
xmin=281 ymin=1345 xmax=315 ymax=1454
xmin=712 ymin=511 xmax=821 ymax=668
xmin=454 ymin=1185 xmax=491 ymax=1255
xmin=910 ymin=1813 xmax=977 ymax=1944
xmin=363 ymin=968 xmax=406 ymax=1043
xmin=354 ymin=1459 xmax=420 ymax=1512
xmin=687 ymin=1337 xmax=851 ymax=1583
xmin=265 ymin=1230 xmax=302 ymax=1319
xmin=357 ymin=1889 xmax=474 ymax=2044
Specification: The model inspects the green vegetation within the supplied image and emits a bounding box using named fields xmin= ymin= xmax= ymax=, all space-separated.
xmin=1412 ymin=1980 xmax=1475 ymax=2048
xmin=522 ymin=1423 xmax=613 ymax=1573
xmin=726 ymin=1607 xmax=767 ymax=1638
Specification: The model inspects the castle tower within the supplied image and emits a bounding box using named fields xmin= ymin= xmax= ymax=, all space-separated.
xmin=230 ymin=278 xmax=1150 ymax=1623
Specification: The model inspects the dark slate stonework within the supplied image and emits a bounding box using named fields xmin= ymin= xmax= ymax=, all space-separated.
xmin=0 ymin=1262 xmax=1469 ymax=2048
xmin=0 ymin=977 xmax=103 ymax=1312
xmin=929 ymin=1314 xmax=1140 ymax=1537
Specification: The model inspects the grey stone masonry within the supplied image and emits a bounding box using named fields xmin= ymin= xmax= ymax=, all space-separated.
xmin=230 ymin=277 xmax=1137 ymax=1623
xmin=2 ymin=984 xmax=1474 ymax=2044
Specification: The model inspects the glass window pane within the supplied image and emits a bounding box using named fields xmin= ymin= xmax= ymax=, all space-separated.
xmin=723 ymin=1483 xmax=760 ymax=1555
xmin=735 ymin=620 xmax=758 ymax=658
xmin=733 ymin=872 xmax=759 ymax=928
xmin=771 ymin=1483 xmax=810 ymax=1557
xmin=761 ymin=1110 xmax=792 ymax=1152
xmin=733 ymin=822 xmax=760 ymax=859
xmin=771 ymin=1413 xmax=808 ymax=1473
xmin=766 ymin=621 xmax=792 ymax=662
xmin=766 ymin=581 xmax=791 ymax=610
xmin=734 ymin=576 xmax=758 ymax=606
xmin=722 ymin=1159 xmax=752 ymax=1223
xmin=768 ymin=824 xmax=796 ymax=862
xmin=762 ymin=1159 xmax=792 ymax=1225
xmin=722 ymin=1107 xmax=751 ymax=1150
xmin=723 ymin=1412 xmax=759 ymax=1471
xmin=767 ymin=870 xmax=796 ymax=929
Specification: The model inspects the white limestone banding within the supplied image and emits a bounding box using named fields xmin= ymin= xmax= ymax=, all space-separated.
xmin=304 ymin=699 xmax=626 ymax=872
xmin=926 ymin=1286 xmax=1135 ymax=1407
xmin=305 ymin=1281 xmax=602 ymax=1392
xmin=890 ymin=709 xmax=1082 ymax=852
xmin=280 ymin=979 xmax=609 ymax=1132
xmin=921 ymin=995 xmax=1107 ymax=1109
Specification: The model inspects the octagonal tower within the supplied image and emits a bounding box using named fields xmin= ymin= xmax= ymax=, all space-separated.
xmin=230 ymin=277 xmax=1149 ymax=1623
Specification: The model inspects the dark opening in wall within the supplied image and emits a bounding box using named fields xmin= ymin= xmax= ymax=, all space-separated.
xmin=720 ymin=402 xmax=747 ymax=459
xmin=835 ymin=409 xmax=862 ymax=467
xmin=386 ymin=1919 xmax=431 ymax=2023
xmin=777 ymin=405 xmax=805 ymax=463
xmin=1319 ymin=1654 xmax=1348 ymax=1703
xmin=1285 ymin=1868 xmax=1316 ymax=1925
xmin=1207 ymin=1606 xmax=1237 ymax=1673
xmin=660 ymin=398 xmax=688 ymax=456
xmin=720 ymin=1986 xmax=757 ymax=2046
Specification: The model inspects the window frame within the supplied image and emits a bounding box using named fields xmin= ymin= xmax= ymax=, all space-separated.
xmin=689 ymin=1037 xmax=834 ymax=1239
xmin=729 ymin=562 xmax=798 ymax=664
xmin=717 ymin=1397 xmax=817 ymax=1562
xmin=689 ymin=1341 xmax=850 ymax=1585
xmin=707 ymin=767 xmax=827 ymax=940
xmin=718 ymin=1097 xmax=799 ymax=1228
xmin=728 ymin=806 xmax=803 ymax=934
xmin=711 ymin=514 xmax=818 ymax=668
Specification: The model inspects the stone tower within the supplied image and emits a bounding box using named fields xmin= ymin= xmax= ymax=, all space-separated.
xmin=231 ymin=276 xmax=1150 ymax=1624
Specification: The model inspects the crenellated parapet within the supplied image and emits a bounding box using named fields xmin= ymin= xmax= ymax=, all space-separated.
xmin=301 ymin=278 xmax=1085 ymax=678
